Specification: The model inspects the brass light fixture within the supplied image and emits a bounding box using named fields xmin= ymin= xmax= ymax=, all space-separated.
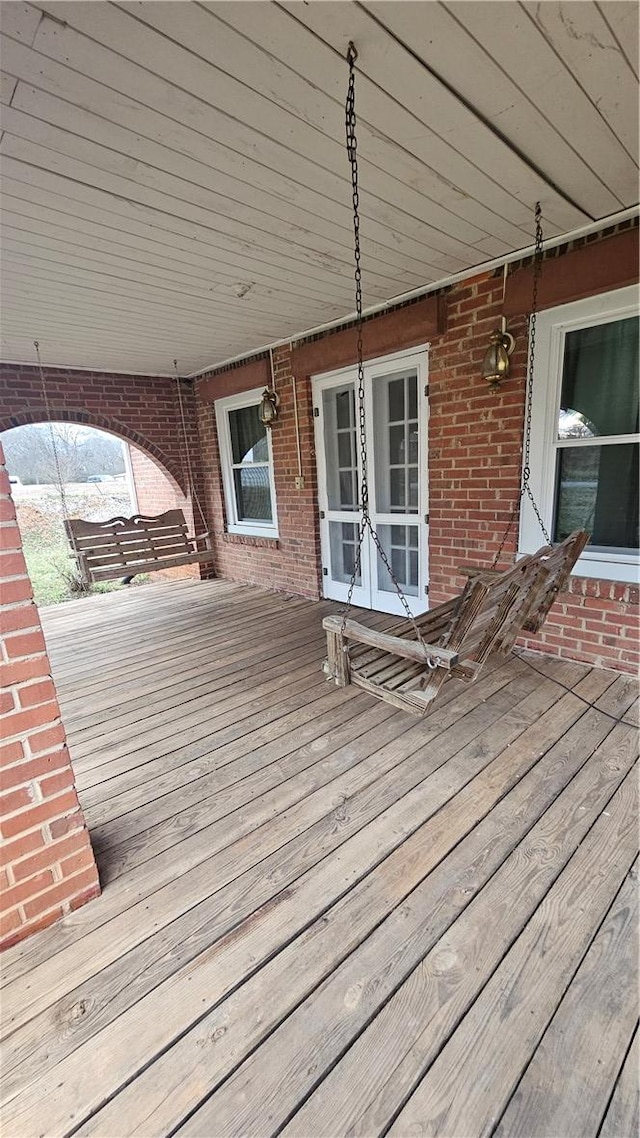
xmin=482 ymin=316 xmax=515 ymax=388
xmin=259 ymin=386 xmax=280 ymax=426
xmin=482 ymin=264 xmax=515 ymax=388
xmin=259 ymin=347 xmax=281 ymax=426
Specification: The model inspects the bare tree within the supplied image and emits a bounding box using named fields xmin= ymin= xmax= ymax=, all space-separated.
xmin=2 ymin=424 xmax=125 ymax=485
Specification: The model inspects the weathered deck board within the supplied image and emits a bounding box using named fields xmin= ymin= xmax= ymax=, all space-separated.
xmin=494 ymin=861 xmax=638 ymax=1137
xmin=1 ymin=578 xmax=637 ymax=1138
xmin=385 ymin=765 xmax=638 ymax=1138
xmin=600 ymin=1026 xmax=640 ymax=1138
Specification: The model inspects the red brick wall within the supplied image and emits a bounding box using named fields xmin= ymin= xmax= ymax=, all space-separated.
xmin=196 ymin=224 xmax=638 ymax=674
xmin=128 ymin=446 xmax=199 ymax=581
xmin=427 ymin=271 xmax=639 ymax=674
xmin=196 ymin=348 xmax=322 ymax=598
xmin=521 ymin=577 xmax=639 ymax=672
xmin=0 ymin=444 xmax=100 ymax=950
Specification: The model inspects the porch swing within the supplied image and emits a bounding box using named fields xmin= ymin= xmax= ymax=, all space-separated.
xmin=322 ymin=44 xmax=589 ymax=716
xmin=34 ymin=348 xmax=215 ymax=588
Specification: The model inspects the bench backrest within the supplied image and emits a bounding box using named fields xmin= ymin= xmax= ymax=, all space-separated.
xmin=446 ymin=529 xmax=590 ymax=665
xmin=65 ymin=509 xmax=194 ymax=575
xmin=521 ymin=530 xmax=590 ymax=632
xmin=416 ymin=530 xmax=588 ymax=706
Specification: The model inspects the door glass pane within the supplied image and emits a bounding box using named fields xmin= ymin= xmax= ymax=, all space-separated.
xmin=408 ymin=380 xmax=417 ymax=419
xmin=559 ymin=317 xmax=639 ymax=439
xmin=388 ymin=378 xmax=405 ymax=422
xmin=389 ymin=468 xmax=405 ymax=511
xmin=373 ymin=370 xmax=419 ymax=515
xmin=329 ymin=521 xmax=361 ymax=585
xmin=408 ymin=468 xmax=419 ymax=511
xmin=233 ymin=467 xmax=272 ymax=522
xmin=376 ymin=524 xmax=419 ymax=595
xmin=339 ymin=470 xmax=357 ymax=509
xmin=230 ymin=404 xmax=268 ymax=463
xmin=336 ymin=389 xmax=353 ymax=429
xmin=337 ymin=432 xmax=352 ymax=467
xmin=323 ymin=385 xmax=358 ymax=511
xmin=554 ymin=443 xmax=638 ymax=550
xmin=389 ymin=425 xmax=404 ymax=465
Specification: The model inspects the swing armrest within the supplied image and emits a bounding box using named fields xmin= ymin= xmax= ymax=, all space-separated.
xmin=194 ymin=531 xmax=211 ymax=549
xmin=322 ymin=616 xmax=459 ymax=669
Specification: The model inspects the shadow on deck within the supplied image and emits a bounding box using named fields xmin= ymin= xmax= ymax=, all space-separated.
xmin=1 ymin=577 xmax=638 ymax=1137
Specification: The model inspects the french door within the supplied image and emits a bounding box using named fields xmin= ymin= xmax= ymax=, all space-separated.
xmin=313 ymin=349 xmax=429 ymax=617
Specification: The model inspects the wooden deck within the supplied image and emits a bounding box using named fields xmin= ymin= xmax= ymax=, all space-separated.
xmin=1 ymin=578 xmax=638 ymax=1138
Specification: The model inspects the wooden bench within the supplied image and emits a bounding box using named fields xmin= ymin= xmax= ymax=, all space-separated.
xmin=65 ymin=509 xmax=215 ymax=587
xmin=323 ymin=530 xmax=589 ymax=716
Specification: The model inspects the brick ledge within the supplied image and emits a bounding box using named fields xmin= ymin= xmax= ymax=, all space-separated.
xmin=221 ymin=533 xmax=279 ymax=549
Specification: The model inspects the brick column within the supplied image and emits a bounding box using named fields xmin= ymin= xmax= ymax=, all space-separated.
xmin=0 ymin=443 xmax=100 ymax=950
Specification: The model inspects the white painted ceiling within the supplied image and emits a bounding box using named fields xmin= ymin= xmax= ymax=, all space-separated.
xmin=1 ymin=1 xmax=638 ymax=375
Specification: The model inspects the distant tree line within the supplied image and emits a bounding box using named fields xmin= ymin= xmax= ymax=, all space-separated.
xmin=3 ymin=423 xmax=126 ymax=485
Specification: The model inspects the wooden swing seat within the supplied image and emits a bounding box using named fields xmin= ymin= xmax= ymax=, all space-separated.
xmin=65 ymin=509 xmax=215 ymax=587
xmin=323 ymin=530 xmax=589 ymax=716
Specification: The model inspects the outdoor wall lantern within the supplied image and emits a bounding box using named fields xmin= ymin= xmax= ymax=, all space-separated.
xmin=481 ymin=316 xmax=515 ymax=388
xmin=259 ymin=386 xmax=280 ymax=426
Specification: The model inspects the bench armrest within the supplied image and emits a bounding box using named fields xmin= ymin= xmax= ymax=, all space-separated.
xmin=322 ymin=615 xmax=458 ymax=669
xmin=74 ymin=549 xmax=92 ymax=588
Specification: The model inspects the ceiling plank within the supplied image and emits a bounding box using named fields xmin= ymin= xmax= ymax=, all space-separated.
xmin=0 ymin=236 xmax=353 ymax=325
xmin=596 ymin=1 xmax=639 ymax=80
xmin=365 ymin=0 xmax=623 ymax=219
xmin=0 ymin=2 xmax=42 ymax=47
xmin=274 ymin=0 xmax=592 ymax=229
xmin=119 ymin=0 xmax=533 ymax=245
xmin=521 ymin=1 xmax=638 ymax=159
xmin=27 ymin=8 xmax=508 ymax=257
xmin=2 ymin=93 xmax=469 ymax=277
xmin=0 ymin=259 xmax=340 ymax=340
xmin=0 ymin=121 xmax=442 ymax=284
xmin=0 ymin=147 xmax=421 ymax=298
xmin=442 ymin=1 xmax=638 ymax=204
xmin=0 ymin=27 xmax=483 ymax=273
xmin=0 ymin=206 xmax=359 ymax=308
xmin=0 ymin=180 xmax=381 ymax=304
xmin=0 ymin=0 xmax=634 ymax=375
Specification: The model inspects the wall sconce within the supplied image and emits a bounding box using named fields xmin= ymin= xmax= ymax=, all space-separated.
xmin=482 ymin=263 xmax=515 ymax=389
xmin=259 ymin=387 xmax=280 ymax=426
xmin=482 ymin=317 xmax=515 ymax=388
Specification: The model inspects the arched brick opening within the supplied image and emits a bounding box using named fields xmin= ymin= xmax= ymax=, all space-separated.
xmin=0 ymin=362 xmax=207 ymax=532
xmin=0 ymin=407 xmax=186 ymax=500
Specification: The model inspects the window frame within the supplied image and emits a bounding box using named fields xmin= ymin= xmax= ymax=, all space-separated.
xmin=215 ymin=387 xmax=279 ymax=539
xmin=519 ymin=285 xmax=638 ymax=583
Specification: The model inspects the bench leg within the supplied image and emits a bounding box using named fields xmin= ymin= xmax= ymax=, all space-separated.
xmin=326 ymin=630 xmax=351 ymax=687
xmin=121 ymin=574 xmax=138 ymax=585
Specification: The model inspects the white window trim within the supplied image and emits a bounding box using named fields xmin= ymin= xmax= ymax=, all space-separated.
xmin=215 ymin=387 xmax=279 ymax=539
xmin=519 ymin=285 xmax=639 ymax=583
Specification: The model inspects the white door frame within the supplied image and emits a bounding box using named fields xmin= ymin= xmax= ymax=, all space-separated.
xmin=313 ymin=346 xmax=430 ymax=616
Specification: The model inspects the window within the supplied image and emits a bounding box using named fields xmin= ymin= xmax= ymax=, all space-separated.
xmin=520 ymin=285 xmax=639 ymax=582
xmin=215 ymin=389 xmax=278 ymax=538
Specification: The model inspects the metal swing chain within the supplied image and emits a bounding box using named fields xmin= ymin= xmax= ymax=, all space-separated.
xmin=342 ymin=43 xmax=435 ymax=664
xmin=492 ymin=202 xmax=551 ymax=568
xmin=173 ymin=359 xmax=208 ymax=533
xmin=34 ymin=340 xmax=72 ymax=527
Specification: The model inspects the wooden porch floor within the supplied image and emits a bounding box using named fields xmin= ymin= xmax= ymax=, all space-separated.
xmin=1 ymin=578 xmax=638 ymax=1138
